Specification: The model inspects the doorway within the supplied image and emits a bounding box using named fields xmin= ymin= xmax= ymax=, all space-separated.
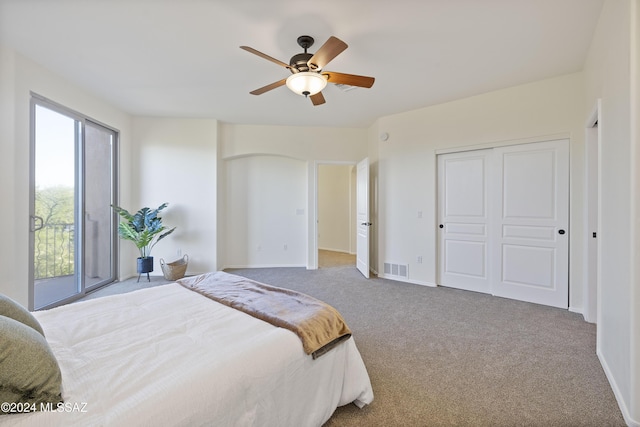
xmin=317 ymin=164 xmax=356 ymax=268
xmin=29 ymin=95 xmax=118 ymax=310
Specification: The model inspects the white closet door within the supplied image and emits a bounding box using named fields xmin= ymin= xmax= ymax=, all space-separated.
xmin=437 ymin=149 xmax=492 ymax=293
xmin=492 ymin=140 xmax=569 ymax=308
xmin=437 ymin=139 xmax=569 ymax=308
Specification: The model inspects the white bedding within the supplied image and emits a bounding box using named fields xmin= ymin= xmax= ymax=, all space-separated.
xmin=1 ymin=283 xmax=373 ymax=426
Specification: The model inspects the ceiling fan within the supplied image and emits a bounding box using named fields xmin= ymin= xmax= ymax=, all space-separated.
xmin=240 ymin=35 xmax=375 ymax=106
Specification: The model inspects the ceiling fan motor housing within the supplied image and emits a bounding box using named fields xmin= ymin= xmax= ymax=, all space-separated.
xmin=289 ymin=35 xmax=318 ymax=73
xmin=289 ymin=52 xmax=313 ymax=73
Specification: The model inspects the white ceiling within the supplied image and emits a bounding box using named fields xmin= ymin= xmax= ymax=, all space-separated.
xmin=0 ymin=0 xmax=604 ymax=128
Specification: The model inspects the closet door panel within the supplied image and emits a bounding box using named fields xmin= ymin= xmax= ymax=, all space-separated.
xmin=438 ymin=149 xmax=492 ymax=294
xmin=492 ymin=140 xmax=569 ymax=308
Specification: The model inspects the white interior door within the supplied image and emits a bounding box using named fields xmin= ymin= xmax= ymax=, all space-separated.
xmin=438 ymin=149 xmax=492 ymax=293
xmin=492 ymin=140 xmax=569 ymax=308
xmin=437 ymin=139 xmax=569 ymax=308
xmin=356 ymin=158 xmax=370 ymax=278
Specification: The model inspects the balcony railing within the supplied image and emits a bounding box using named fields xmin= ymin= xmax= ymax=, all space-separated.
xmin=34 ymin=223 xmax=74 ymax=280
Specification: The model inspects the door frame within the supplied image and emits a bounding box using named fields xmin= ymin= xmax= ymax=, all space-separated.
xmin=583 ymin=100 xmax=601 ymax=323
xmin=308 ymin=160 xmax=358 ymax=270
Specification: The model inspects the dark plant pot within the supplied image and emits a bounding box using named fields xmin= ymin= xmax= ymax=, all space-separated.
xmin=137 ymin=257 xmax=154 ymax=274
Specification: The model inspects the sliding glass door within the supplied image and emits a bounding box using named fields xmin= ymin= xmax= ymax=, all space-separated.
xmin=83 ymin=121 xmax=117 ymax=291
xmin=29 ymin=95 xmax=118 ymax=310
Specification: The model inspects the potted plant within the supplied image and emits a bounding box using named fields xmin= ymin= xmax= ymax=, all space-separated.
xmin=112 ymin=202 xmax=176 ymax=282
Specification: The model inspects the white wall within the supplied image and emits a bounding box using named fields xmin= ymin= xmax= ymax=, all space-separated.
xmin=131 ymin=117 xmax=219 ymax=277
xmin=0 ymin=45 xmax=18 ymax=303
xmin=318 ymin=164 xmax=354 ymax=254
xmin=219 ymin=123 xmax=367 ymax=269
xmin=374 ymin=72 xmax=585 ymax=290
xmin=224 ymin=155 xmax=307 ymax=268
xmin=220 ymin=124 xmax=366 ymax=161
xmin=583 ymin=0 xmax=638 ymax=424
xmin=0 ymin=45 xmax=132 ymax=307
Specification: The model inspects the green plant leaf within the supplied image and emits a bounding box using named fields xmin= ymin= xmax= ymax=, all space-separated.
xmin=112 ymin=203 xmax=175 ymax=258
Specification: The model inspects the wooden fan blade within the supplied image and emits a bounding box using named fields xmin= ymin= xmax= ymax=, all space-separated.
xmin=307 ymin=36 xmax=348 ymax=70
xmin=249 ymin=78 xmax=287 ymax=95
xmin=310 ymin=92 xmax=326 ymax=106
xmin=323 ymin=71 xmax=375 ymax=88
xmin=240 ymin=46 xmax=291 ymax=69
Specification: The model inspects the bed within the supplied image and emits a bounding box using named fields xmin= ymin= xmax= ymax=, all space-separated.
xmin=0 ymin=271 xmax=373 ymax=426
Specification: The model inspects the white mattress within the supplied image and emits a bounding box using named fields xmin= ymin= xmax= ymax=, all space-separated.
xmin=1 ymin=283 xmax=373 ymax=426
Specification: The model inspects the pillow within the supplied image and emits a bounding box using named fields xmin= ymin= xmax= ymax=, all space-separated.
xmin=0 ymin=294 xmax=44 ymax=336
xmin=0 ymin=316 xmax=62 ymax=413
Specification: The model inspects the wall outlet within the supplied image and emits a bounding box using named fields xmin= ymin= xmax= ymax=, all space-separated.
xmin=417 ymin=256 xmax=423 ymax=264
xmin=284 ymin=244 xmax=288 ymax=251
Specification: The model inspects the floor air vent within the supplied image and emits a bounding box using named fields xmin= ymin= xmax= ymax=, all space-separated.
xmin=383 ymin=262 xmax=408 ymax=278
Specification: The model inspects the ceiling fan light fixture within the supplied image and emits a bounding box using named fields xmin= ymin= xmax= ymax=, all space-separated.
xmin=242 ymin=35 xmax=374 ymax=106
xmin=286 ymin=72 xmax=327 ymax=97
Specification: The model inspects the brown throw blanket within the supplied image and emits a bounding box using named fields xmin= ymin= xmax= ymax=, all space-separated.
xmin=177 ymin=271 xmax=352 ymax=359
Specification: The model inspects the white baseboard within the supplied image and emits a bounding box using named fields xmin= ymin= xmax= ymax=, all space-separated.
xmin=568 ymin=305 xmax=583 ymax=315
xmin=222 ymin=264 xmax=306 ymax=270
xmin=568 ymin=306 xmax=597 ymax=324
xmin=597 ymin=349 xmax=639 ymax=426
xmin=377 ymin=273 xmax=437 ymax=287
xmin=318 ymin=247 xmax=354 ymax=255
